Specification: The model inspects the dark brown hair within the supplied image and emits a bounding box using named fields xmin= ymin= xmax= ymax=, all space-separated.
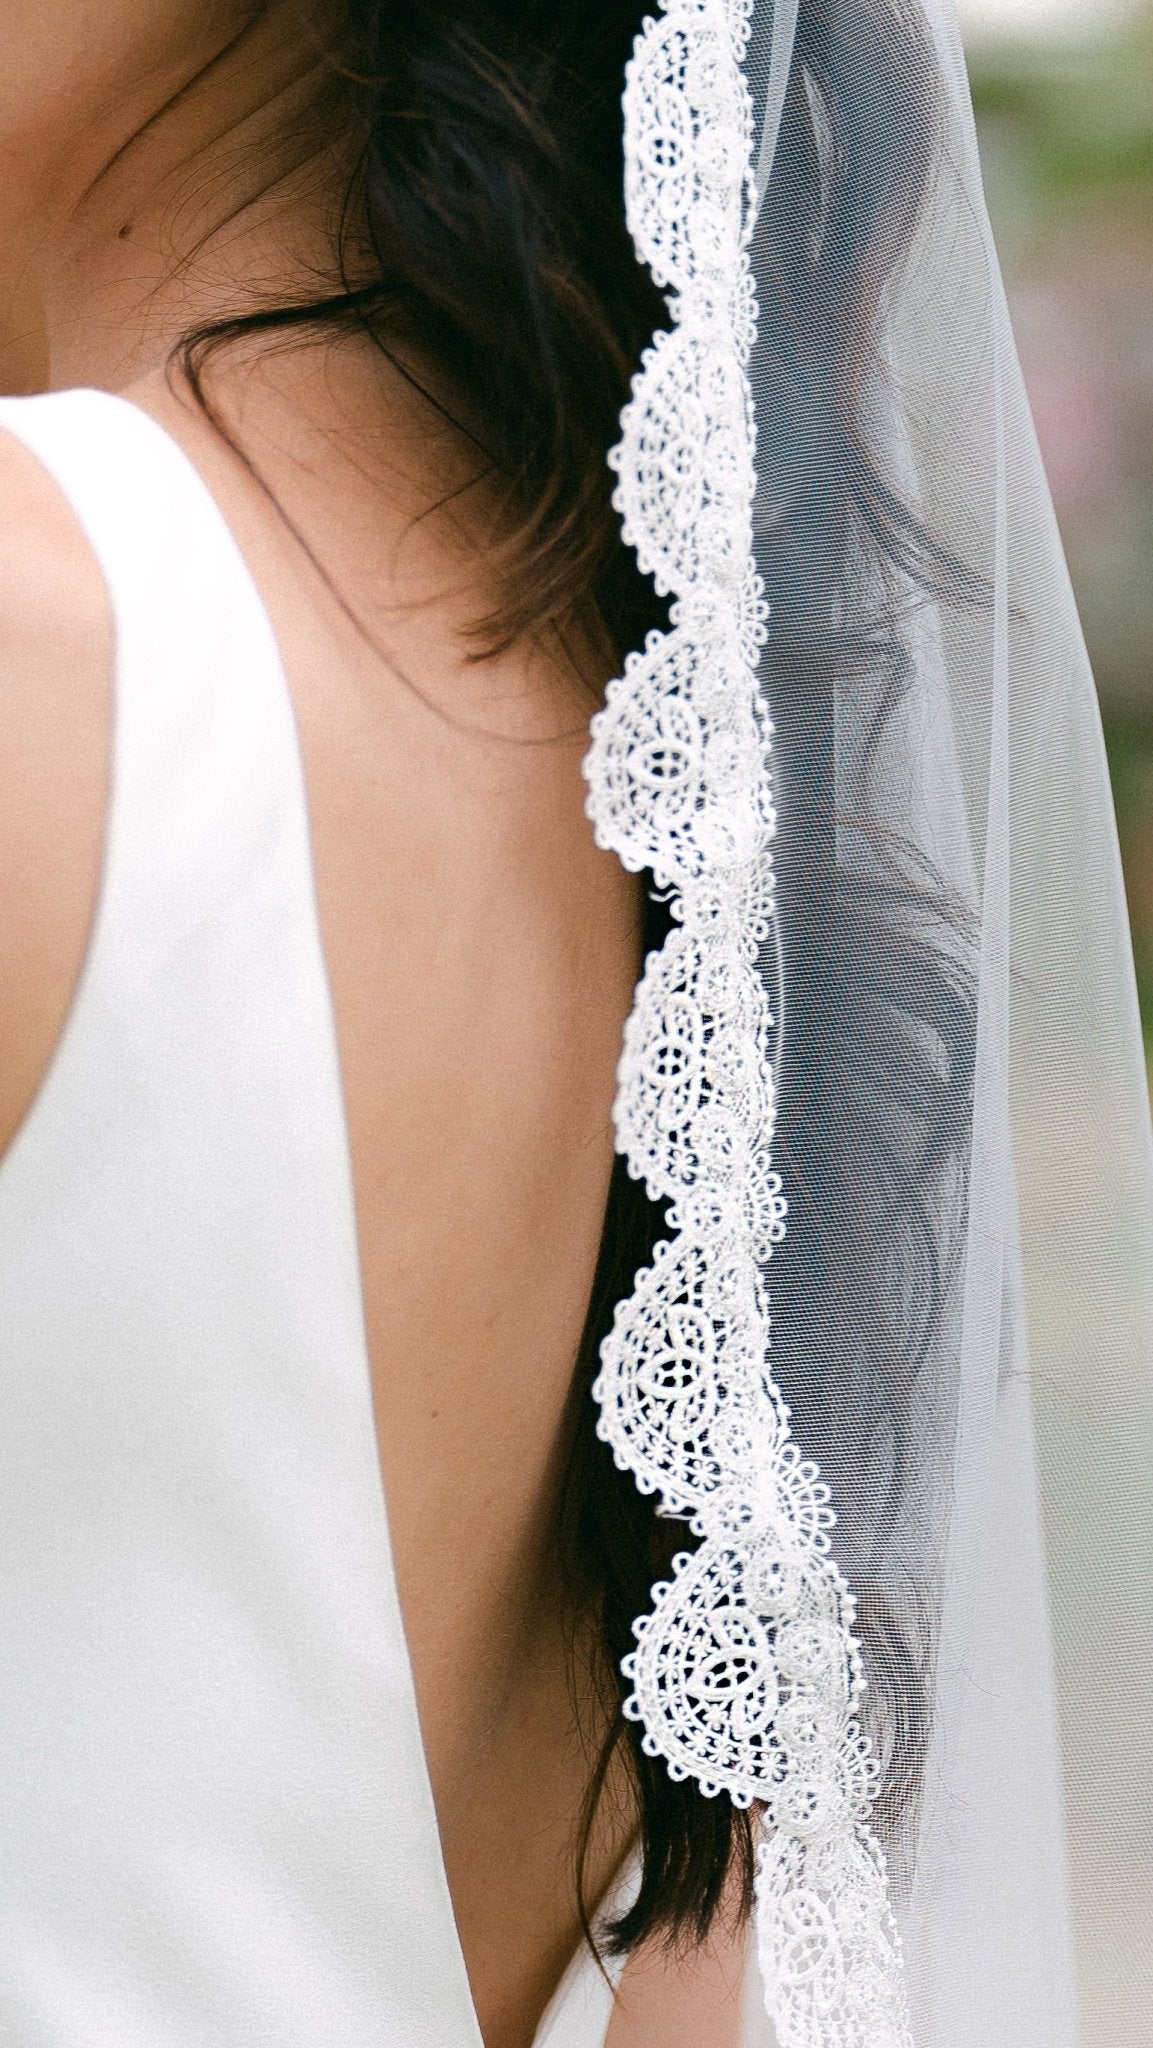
xmin=175 ymin=0 xmax=975 ymax=1956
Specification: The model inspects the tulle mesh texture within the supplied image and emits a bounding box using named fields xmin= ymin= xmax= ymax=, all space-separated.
xmin=589 ymin=3 xmax=1153 ymax=2045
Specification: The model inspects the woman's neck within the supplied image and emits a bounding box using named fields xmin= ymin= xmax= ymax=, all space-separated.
xmin=0 ymin=3 xmax=349 ymax=397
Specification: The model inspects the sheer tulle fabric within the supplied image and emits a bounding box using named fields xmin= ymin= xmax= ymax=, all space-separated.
xmin=587 ymin=3 xmax=1153 ymax=2043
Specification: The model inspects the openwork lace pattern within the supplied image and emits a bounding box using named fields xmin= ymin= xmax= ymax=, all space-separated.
xmin=582 ymin=5 xmax=914 ymax=2042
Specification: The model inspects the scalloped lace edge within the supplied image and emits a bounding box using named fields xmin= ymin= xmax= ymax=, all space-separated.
xmin=581 ymin=5 xmax=914 ymax=2043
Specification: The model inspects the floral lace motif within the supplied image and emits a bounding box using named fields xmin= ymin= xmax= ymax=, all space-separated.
xmin=582 ymin=4 xmax=914 ymax=2042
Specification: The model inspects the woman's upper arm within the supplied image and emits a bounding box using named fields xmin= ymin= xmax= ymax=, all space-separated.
xmin=0 ymin=427 xmax=112 ymax=1161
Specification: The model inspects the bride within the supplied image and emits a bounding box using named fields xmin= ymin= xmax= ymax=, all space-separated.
xmin=0 ymin=4 xmax=1147 ymax=2046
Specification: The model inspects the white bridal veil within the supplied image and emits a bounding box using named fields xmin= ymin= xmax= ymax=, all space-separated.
xmin=583 ymin=2 xmax=1153 ymax=2043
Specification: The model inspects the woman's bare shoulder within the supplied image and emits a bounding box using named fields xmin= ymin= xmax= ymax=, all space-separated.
xmin=0 ymin=423 xmax=112 ymax=1162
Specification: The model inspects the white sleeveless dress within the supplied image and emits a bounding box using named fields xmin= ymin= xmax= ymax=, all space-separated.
xmin=0 ymin=388 xmax=630 ymax=2048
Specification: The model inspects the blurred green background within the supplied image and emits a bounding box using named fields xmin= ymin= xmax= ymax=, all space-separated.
xmin=959 ymin=0 xmax=1153 ymax=1035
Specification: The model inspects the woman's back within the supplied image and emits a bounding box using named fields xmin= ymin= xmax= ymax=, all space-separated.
xmin=128 ymin=360 xmax=649 ymax=2036
xmin=0 ymin=377 xmax=707 ymax=2046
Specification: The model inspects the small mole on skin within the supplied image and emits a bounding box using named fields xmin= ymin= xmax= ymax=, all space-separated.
xmin=117 ymin=222 xmax=133 ymax=240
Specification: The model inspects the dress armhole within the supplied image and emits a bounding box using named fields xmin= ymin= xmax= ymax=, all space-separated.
xmin=0 ymin=420 xmax=114 ymax=1166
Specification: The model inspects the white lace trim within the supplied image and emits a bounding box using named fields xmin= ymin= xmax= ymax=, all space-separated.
xmin=582 ymin=4 xmax=914 ymax=2042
